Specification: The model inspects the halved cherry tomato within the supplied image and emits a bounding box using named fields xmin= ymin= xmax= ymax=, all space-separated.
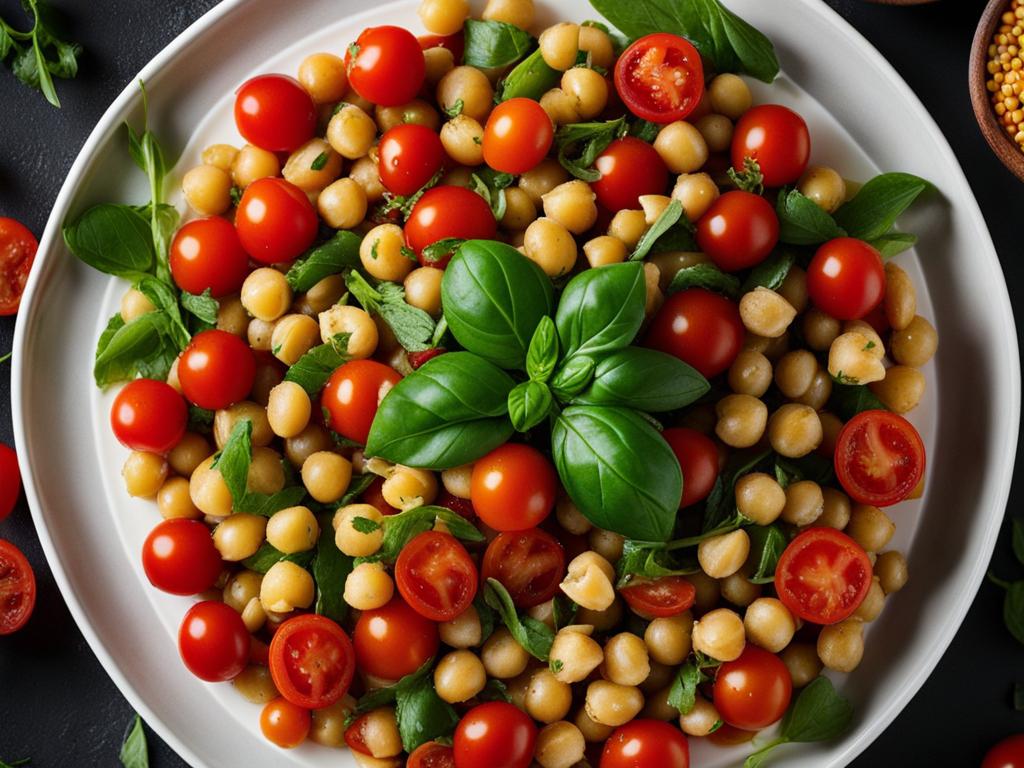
xmin=614 ymin=33 xmax=704 ymax=124
xmin=0 ymin=444 xmax=20 ymax=521
xmin=178 ymin=329 xmax=256 ymax=410
xmin=234 ymin=74 xmax=317 ymax=153
xmin=110 ymin=378 xmax=188 ymax=454
xmin=178 ymin=601 xmax=250 ymax=682
xmin=482 ymin=97 xmax=554 ymax=175
xmin=0 ymin=217 xmax=37 ymax=315
xmin=142 ymin=519 xmax=223 ymax=596
xmin=353 ymin=596 xmax=439 ymax=680
xmin=235 ymin=177 xmax=318 ymax=265
xmin=713 ymin=645 xmax=792 ymax=730
xmin=269 ymin=614 xmax=355 ymax=709
xmin=982 ymin=735 xmax=1024 ymax=768
xmin=592 ymin=137 xmax=669 ymax=212
xmin=322 ymin=360 xmax=402 ymax=445
xmin=695 ymin=191 xmax=779 ymax=272
xmin=395 ymin=531 xmax=478 ymax=621
xmin=481 ymin=529 xmax=565 ymax=608
xmin=835 ymin=409 xmax=925 ymax=506
xmin=806 ymin=238 xmax=886 ymax=321
xmin=620 ymin=576 xmax=696 ymax=618
xmin=260 ymin=697 xmax=311 ymax=749
xmin=775 ymin=527 xmax=873 ymax=625
xmin=454 ymin=702 xmax=537 ymax=768
xmin=169 ymin=217 xmax=250 ymax=298
xmin=645 ymin=288 xmax=744 ymax=379
xmin=662 ymin=427 xmax=719 ymax=508
xmin=379 ymin=124 xmax=446 ymax=196
xmin=418 ymin=31 xmax=465 ymax=62
xmin=347 ymin=26 xmax=425 ymax=106
xmin=471 ymin=443 xmax=556 ymax=531
xmin=408 ymin=741 xmax=456 ymax=768
xmin=405 ymin=186 xmax=497 ymax=267
xmin=600 ymin=719 xmax=690 ymax=768
xmin=0 ymin=539 xmax=35 ymax=635
xmin=731 ymin=104 xmax=810 ymax=188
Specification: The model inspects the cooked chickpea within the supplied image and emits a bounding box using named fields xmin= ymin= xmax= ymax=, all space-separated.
xmin=303 ymin=276 xmax=347 ymax=316
xmin=601 ymin=632 xmax=650 ymax=687
xmin=817 ymin=487 xmax=851 ymax=529
xmin=344 ymin=561 xmax=395 ymax=611
xmin=271 ymin=314 xmax=320 ymax=365
xmin=588 ymin=528 xmax=624 ymax=562
xmin=350 ymin=154 xmax=386 ymax=203
xmin=542 ymin=180 xmax=597 ymax=235
xmin=539 ymin=86 xmax=581 ymax=126
xmin=606 ymin=208 xmax=647 ymax=248
xmin=241 ymin=597 xmax=267 ymax=633
xmin=803 ymin=308 xmax=841 ymax=351
xmin=891 ymin=315 xmax=939 ymax=367
xmin=691 ymin=607 xmax=745 ymax=661
xmin=774 ymin=350 xmax=817 ymax=399
xmin=576 ymin=599 xmax=624 ymax=633
xmin=241 ymin=268 xmax=292 ymax=322
xmin=317 ymin=304 xmax=378 ymax=360
xmin=266 ymin=382 xmax=311 ymax=439
xmin=579 ymin=25 xmax=614 ymax=68
xmin=122 ymin=451 xmax=168 ymax=498
xmin=524 ymin=217 xmax=577 ymax=277
xmin=818 ymin=412 xmax=844 ymax=458
xmin=654 ymin=121 xmax=709 ymax=174
xmin=847 ymin=504 xmax=896 ymax=552
xmin=214 ymin=402 xmax=273 ymax=450
xmin=525 ymin=668 xmax=573 ymax=723
xmin=708 ymin=74 xmax=752 ymax=119
xmin=334 ymin=504 xmax=384 ymax=557
xmin=189 ymin=456 xmax=233 ymax=517
xmin=777 ymin=265 xmax=809 ymax=313
xmin=744 ymin=597 xmax=796 ymax=653
xmin=539 ymin=23 xmax=580 ymax=71
xmin=695 ymin=113 xmax=733 ymax=153
xmin=360 ymin=223 xmax=415 ymax=282
xmin=670 ymin=173 xmax=719 ymax=223
xmin=740 ymin=287 xmax=797 ymax=338
xmin=641 ymin=613 xmax=693 ymax=666
xmin=182 ymin=164 xmax=232 ymax=215
xmin=727 ymin=350 xmax=772 ymax=397
xmin=310 ymin=696 xmax=356 ymax=748
xmin=797 ymin=369 xmax=833 ymax=411
xmin=437 ymin=66 xmax=494 ymax=122
xmin=213 ymin=514 xmax=267 ymax=561
xmin=260 ymin=560 xmax=315 ymax=613
xmin=781 ymin=480 xmax=824 ymax=526
xmin=882 ymin=261 xmax=916 ymax=330
xmin=283 ymin=139 xmax=342 ymax=192
xmin=326 ymin=104 xmax=376 ymax=160
xmin=781 ymin=643 xmax=822 ymax=688
xmin=169 ymin=432 xmax=210 ymax=476
xmin=232 ymin=144 xmax=280 ymax=188
xmin=817 ymin=619 xmax=864 ymax=672
xmin=715 ymin=394 xmax=768 ymax=448
xmin=870 ymin=365 xmax=926 ymax=414
xmin=768 ymin=404 xmax=822 ymax=458
xmin=560 ymin=551 xmax=615 ymax=611
xmin=202 ymin=143 xmax=239 ymax=171
xmin=639 ymin=194 xmax=671 ymax=226
xmin=585 ymin=681 xmax=644 ymax=727
xmin=579 ymin=235 xmax=625 ymax=268
xmin=828 ymin=331 xmax=885 ymax=384
xmin=575 ymin=707 xmax=615 ymax=742
xmin=439 ymin=113 xmax=484 ymax=166
xmin=698 ymin=529 xmax=750 ymax=579
xmin=265 ymin=505 xmax=319 ymax=554
xmin=224 ymin=571 xmax=262 ymax=613
xmin=679 ymin=695 xmax=720 ymax=737
xmin=233 ymin=665 xmax=279 ymax=704
xmin=439 ymin=605 xmax=482 ymax=648
xmin=535 ymin=721 xmax=585 ymax=768
xmin=212 ymin=296 xmax=247 ymax=337
xmin=246 ymin=319 xmax=275 ymax=352
xmin=495 ymin=188 xmax=534 ymax=233
xmin=482 ymin=627 xmax=531 ymax=678
xmin=298 ymin=52 xmax=347 ymax=104
xmin=720 ymin=571 xmax=762 ymax=607
xmin=418 ymin=0 xmax=469 ymax=35
xmin=854 ymin=577 xmax=886 ymax=622
xmin=520 ymin=159 xmax=570 ymax=207
xmin=353 ymin=708 xmax=402 ymax=759
xmin=439 ymin=464 xmax=472 ymax=499
xmin=157 ymin=476 xmax=201 ymax=519
xmin=745 ymin=331 xmax=790 ymax=361
xmin=546 ymin=627 xmax=601 ymax=684
xmin=423 ymin=46 xmax=456 ymax=88
xmin=797 ymin=166 xmax=846 ymax=213
xmin=120 ymin=288 xmax=156 ymax=323
xmin=562 ymin=67 xmax=608 ymax=120
xmin=381 ymin=466 xmax=437 ymax=511
xmin=425 ymin=649 xmax=484 ymax=706
xmin=317 ymin=178 xmax=368 ymax=230
xmin=553 ymin=496 xmax=590 ymax=537
xmin=301 ymin=451 xmax=352 ymax=504
xmin=404 ymin=267 xmax=443 ymax=317
xmin=285 ymin=423 xmax=332 ymax=468
xmin=643 ymin=262 xmax=663 ymax=318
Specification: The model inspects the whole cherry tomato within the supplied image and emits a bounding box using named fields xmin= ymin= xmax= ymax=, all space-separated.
xmin=235 ymin=178 xmax=318 ymax=265
xmin=353 ymin=596 xmax=439 ymax=680
xmin=379 ymin=123 xmax=446 ymax=196
xmin=713 ymin=645 xmax=793 ymax=730
xmin=731 ymin=104 xmax=810 ymax=188
xmin=347 ymin=26 xmax=425 ymax=106
xmin=178 ymin=600 xmax=250 ymax=682
xmin=482 ymin=98 xmax=554 ymax=175
xmin=110 ymin=378 xmax=187 ymax=454
xmin=601 ymin=719 xmax=690 ymax=768
xmin=471 ymin=443 xmax=556 ymax=531
xmin=234 ymin=74 xmax=316 ymax=152
xmin=454 ymin=702 xmax=537 ymax=768
xmin=260 ymin=697 xmax=311 ymax=749
xmin=169 ymin=217 xmax=250 ymax=298
xmin=321 ymin=360 xmax=402 ymax=445
xmin=662 ymin=427 xmax=719 ymax=508
xmin=806 ymin=237 xmax=886 ymax=320
xmin=142 ymin=519 xmax=222 ymax=596
xmin=695 ymin=191 xmax=779 ymax=272
xmin=592 ymin=137 xmax=668 ymax=212
xmin=178 ymin=329 xmax=256 ymax=410
xmin=405 ymin=186 xmax=497 ymax=267
xmin=645 ymin=289 xmax=744 ymax=379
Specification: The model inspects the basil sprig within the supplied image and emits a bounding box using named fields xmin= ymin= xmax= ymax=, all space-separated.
xmin=554 ymin=117 xmax=627 ymax=182
xmin=212 ymin=419 xmax=308 ymax=516
xmin=284 ymin=333 xmax=352 ymax=395
xmin=354 ymin=504 xmax=485 ymax=564
xmin=312 ymin=514 xmax=354 ymax=623
xmin=463 ymin=19 xmax=533 ymax=68
xmin=483 ymin=578 xmax=554 ymax=661
xmin=496 ymin=47 xmax=560 ymax=101
xmin=285 ymin=231 xmax=361 ymax=291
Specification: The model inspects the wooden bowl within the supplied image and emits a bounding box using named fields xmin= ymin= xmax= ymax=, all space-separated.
xmin=970 ymin=0 xmax=1024 ymax=181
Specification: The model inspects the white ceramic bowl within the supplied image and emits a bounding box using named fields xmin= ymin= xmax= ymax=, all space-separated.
xmin=11 ymin=0 xmax=1019 ymax=766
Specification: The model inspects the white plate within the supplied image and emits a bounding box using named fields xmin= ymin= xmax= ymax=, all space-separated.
xmin=11 ymin=0 xmax=1019 ymax=766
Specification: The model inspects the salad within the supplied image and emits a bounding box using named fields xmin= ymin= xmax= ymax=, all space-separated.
xmin=62 ymin=0 xmax=937 ymax=765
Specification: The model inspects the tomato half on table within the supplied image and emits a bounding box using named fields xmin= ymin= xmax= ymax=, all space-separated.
xmin=178 ymin=329 xmax=257 ymax=410
xmin=713 ymin=645 xmax=792 ymax=730
xmin=110 ymin=378 xmax=188 ymax=454
xmin=695 ymin=190 xmax=779 ymax=272
xmin=347 ymin=25 xmax=426 ymax=106
xmin=0 ymin=217 xmax=37 ymax=315
xmin=169 ymin=217 xmax=251 ymax=298
xmin=234 ymin=74 xmax=317 ymax=153
xmin=470 ymin=443 xmax=557 ymax=531
xmin=395 ymin=531 xmax=478 ymax=621
xmin=481 ymin=528 xmax=565 ymax=608
xmin=620 ymin=576 xmax=696 ymax=618
xmin=0 ymin=539 xmax=35 ymax=635
xmin=322 ymin=359 xmax=402 ymax=445
xmin=600 ymin=719 xmax=690 ymax=768
xmin=454 ymin=702 xmax=537 ymax=768
xmin=482 ymin=97 xmax=555 ymax=175
xmin=260 ymin=697 xmax=311 ymax=749
xmin=806 ymin=237 xmax=886 ymax=321
xmin=353 ymin=596 xmax=439 ymax=680
xmin=269 ymin=614 xmax=356 ymax=709
xmin=645 ymin=288 xmax=744 ymax=379
xmin=408 ymin=741 xmax=455 ymax=768
xmin=405 ymin=185 xmax=498 ymax=267
xmin=731 ymin=104 xmax=810 ymax=188
xmin=982 ymin=734 xmax=1024 ymax=768
xmin=834 ymin=410 xmax=925 ymax=507
xmin=0 ymin=444 xmax=20 ymax=521
xmin=178 ymin=601 xmax=250 ymax=682
xmin=235 ymin=177 xmax=318 ymax=265
xmin=614 ymin=33 xmax=704 ymax=124
xmin=592 ymin=137 xmax=669 ymax=213
xmin=775 ymin=527 xmax=873 ymax=625
xmin=142 ymin=518 xmax=223 ymax=596
xmin=662 ymin=427 xmax=719 ymax=508
xmin=378 ymin=123 xmax=446 ymax=196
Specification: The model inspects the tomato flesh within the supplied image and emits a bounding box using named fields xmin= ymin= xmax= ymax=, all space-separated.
xmin=614 ymin=33 xmax=703 ymax=124
xmin=409 ymin=741 xmax=456 ymax=768
xmin=0 ymin=540 xmax=35 ymax=635
xmin=620 ymin=576 xmax=696 ymax=618
xmin=0 ymin=217 xmax=37 ymax=315
xmin=713 ymin=645 xmax=792 ymax=730
xmin=0 ymin=443 xmax=22 ymax=522
xmin=600 ymin=719 xmax=690 ymax=768
xmin=775 ymin=527 xmax=873 ymax=625
xmin=396 ymin=531 xmax=478 ymax=621
xmin=269 ymin=614 xmax=355 ymax=709
xmin=481 ymin=529 xmax=565 ymax=608
xmin=834 ymin=410 xmax=925 ymax=506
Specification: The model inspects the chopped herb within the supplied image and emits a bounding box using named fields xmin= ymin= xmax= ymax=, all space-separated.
xmin=352 ymin=516 xmax=382 ymax=534
xmin=444 ymin=98 xmax=464 ymax=118
xmin=310 ymin=151 xmax=329 ymax=171
xmin=728 ymin=156 xmax=764 ymax=194
xmin=229 ymin=186 xmax=242 ymax=206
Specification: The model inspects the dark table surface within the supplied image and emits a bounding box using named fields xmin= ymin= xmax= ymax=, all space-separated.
xmin=1 ymin=0 xmax=1023 ymax=764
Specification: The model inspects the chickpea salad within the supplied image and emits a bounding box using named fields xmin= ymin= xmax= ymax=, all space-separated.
xmin=63 ymin=0 xmax=937 ymax=766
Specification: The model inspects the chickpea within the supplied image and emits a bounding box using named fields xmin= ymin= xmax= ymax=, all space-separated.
xmin=882 ymin=264 xmax=916 ymax=333
xmin=798 ymin=369 xmax=833 ymax=411
xmin=691 ymin=607 xmax=745 ymax=661
xmin=539 ymin=23 xmax=580 ymax=71
xmin=300 ymin=451 xmax=352 ymax=504
xmin=526 ymin=668 xmax=573 ymax=723
xmin=781 ymin=481 xmax=824 ymax=526
xmin=299 ymin=276 xmax=345 ymax=317
xmin=740 ymin=287 xmax=797 ymax=339
xmin=351 ymin=754 xmax=402 ymax=768
xmin=440 ymin=464 xmax=472 ymax=499
xmin=214 ymin=402 xmax=273 ymax=450
xmin=606 ymin=208 xmax=647 ymax=248
xmin=439 ymin=113 xmax=484 ymax=166
xmin=285 ymin=423 xmax=332 ymax=468
xmin=695 ymin=113 xmax=733 ymax=153
xmin=720 ymin=571 xmax=762 ymax=607
xmin=744 ymin=330 xmax=790 ymax=362
xmin=576 ymin=598 xmax=624 ymax=633
xmin=768 ymin=403 xmax=823 ymax=458
xmin=328 ymin=104 xmax=376 ymax=160
xmin=404 ymin=267 xmax=443 ymax=317
xmin=542 ymin=180 xmax=597 ymax=235
xmin=189 ymin=456 xmax=233 ymax=517
xmin=708 ymin=74 xmax=752 ymax=119
xmin=233 ymin=665 xmax=279 ymax=704
xmin=524 ymin=217 xmax=577 ymax=277
xmin=854 ymin=577 xmax=886 ymax=622
xmin=575 ymin=707 xmax=615 ymax=742
xmin=283 ymin=139 xmax=342 ymax=193
xmin=847 ymin=504 xmax=896 ymax=552
xmin=585 ymin=681 xmax=643 ymax=727
xmin=241 ymin=268 xmax=292 ymax=322
xmin=202 ymin=143 xmax=239 ymax=172
xmin=599 ymin=632 xmax=650 ymax=687
xmin=213 ymin=513 xmax=267 ymax=561
xmin=698 ymin=529 xmax=750 ymax=579
xmin=352 ymin=708 xmax=402 ymax=759
xmin=870 ymin=365 xmax=926 ymax=414
xmin=344 ymin=561 xmax=395 ymax=611
xmin=803 ymin=308 xmax=841 ymax=351
xmin=333 ymin=504 xmax=384 ymax=557
xmin=728 ymin=350 xmax=773 ymax=397
xmin=211 ymin=296 xmax=247 ymax=338
xmin=437 ymin=66 xmax=494 ymax=122
xmin=553 ymin=496 xmax=590 ymax=536
xmin=797 ymin=166 xmax=846 ymax=213
xmin=641 ymin=613 xmax=694 ymax=667
xmin=360 ymin=223 xmax=415 ymax=282
xmin=520 ymin=159 xmax=570 ymax=207
xmin=265 ymin=505 xmax=318 ymax=554
xmin=439 ymin=605 xmax=482 ymax=648
xmin=579 ymin=25 xmax=614 ymax=68
xmin=774 ymin=350 xmax=817 ymax=399
xmin=310 ymin=696 xmax=356 ymax=748
xmin=777 ymin=265 xmax=809 ymax=313
xmin=589 ymin=528 xmax=625 ymax=563
xmin=649 ymin=251 xmax=707 ymax=290
xmin=260 ymin=560 xmax=315 ymax=613
xmin=298 ymin=52 xmax=347 ymax=104
xmin=670 ymin=172 xmax=720 ymax=222
xmin=156 ymin=476 xmax=201 ymax=520
xmin=418 ymin=0 xmax=469 ymax=35
xmin=265 ymin=382 xmax=311 ymax=440
xmin=168 ymin=432 xmax=210 ymax=477
xmin=715 ymin=394 xmax=768 ymax=448
xmin=381 ymin=466 xmax=437 ymax=510
xmin=817 ymin=619 xmax=864 ymax=672
xmin=679 ymin=695 xmax=720 ymax=737
xmin=637 ymin=195 xmax=670 ymax=227
xmin=653 ymin=121 xmax=709 ymax=174
xmin=120 ymin=288 xmax=156 ymax=323
xmin=249 ymin=449 xmax=286 ymax=494
xmin=232 ymin=144 xmax=280 ymax=189
xmin=423 ymin=649 xmax=484 ymax=707
xmin=577 ymin=235 xmax=625 ymax=269
xmin=316 ymin=305 xmax=378 ymax=360
xmin=271 ymin=314 xmax=319 ymax=365
xmin=423 ymin=45 xmax=455 ymax=87
xmin=350 ymin=153 xmax=386 ymax=203
xmin=781 ymin=643 xmax=822 ymax=688
xmin=223 ymin=571 xmax=262 ymax=614
xmin=245 ymin=318 xmax=274 ymax=352
xmin=482 ymin=627 xmax=530 ymax=679
xmin=538 ymin=86 xmax=580 ymax=126
xmin=643 ymin=262 xmax=663 ymax=318
xmin=495 ymin=188 xmax=535 ymax=233
xmin=314 ymin=178 xmax=366 ymax=230
xmin=534 ymin=721 xmax=585 ymax=768
xmin=122 ymin=451 xmax=168 ymax=498
xmin=818 ymin=487 xmax=851 ymax=530
xmin=828 ymin=331 xmax=886 ymax=385
xmin=560 ymin=551 xmax=615 ymax=611
xmin=182 ymin=164 xmax=232 ymax=215
xmin=743 ymin=597 xmax=796 ymax=653
xmin=890 ymin=315 xmax=937 ymax=368
xmin=561 ymin=68 xmax=608 ymax=120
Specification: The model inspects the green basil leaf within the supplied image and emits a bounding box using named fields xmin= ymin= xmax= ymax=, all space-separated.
xmin=340 ymin=472 xmax=378 ymax=506
xmin=132 ymin=274 xmax=190 ymax=348
xmin=573 ymin=347 xmax=709 ymax=412
xmin=1013 ymin=519 xmax=1024 ymax=568
xmin=555 ymin=117 xmax=627 ymax=182
xmin=395 ymin=675 xmax=460 ymax=752
xmin=773 ymin=453 xmax=835 ymax=488
xmin=64 ymin=203 xmax=155 ymax=276
xmin=552 ymin=406 xmax=681 ymax=541
xmin=478 ymin=679 xmax=511 ymax=703
xmin=667 ymin=662 xmax=703 ymax=714
xmin=358 ymin=505 xmax=485 ymax=566
xmin=833 ymin=172 xmax=932 ymax=241
xmin=550 ymin=355 xmax=597 ymax=402
xmin=556 ymin=261 xmax=645 ymax=362
xmin=1005 ymin=581 xmax=1024 ymax=645
xmin=483 ymin=578 xmax=554 ymax=661
xmin=552 ymin=595 xmax=578 ymax=630
xmin=829 ymin=383 xmax=889 ymax=421
xmin=93 ymin=310 xmax=179 ymax=387
xmin=629 ymin=118 xmax=661 ymax=143
xmin=285 ymin=231 xmax=362 ymax=291
xmin=212 ymin=419 xmax=253 ymax=501
xmin=776 ymin=188 xmax=846 ymax=245
xmin=242 ymin=541 xmax=315 ymax=574
xmin=617 ymin=541 xmax=698 ymax=586
xmin=666 ymin=263 xmax=741 ymax=300
xmin=284 ymin=334 xmax=352 ymax=395
xmin=742 ymin=251 xmax=795 ymax=293
xmin=508 ymin=380 xmax=554 ymax=432
xmin=868 ymin=232 xmax=918 ymax=259
xmin=526 ymin=315 xmax=559 ymax=383
xmin=780 ymin=675 xmax=854 ymax=742
xmin=497 ymin=47 xmax=561 ymax=101
xmin=188 ymin=405 xmax=214 ymax=432
xmin=377 ymin=282 xmax=437 ymax=352
xmin=235 ymin=486 xmax=308 ymax=517
xmin=746 ymin=524 xmax=788 ymax=584
xmin=704 ymin=450 xmax=772 ymax=532
xmin=463 ymin=19 xmax=533 ymax=67
xmin=119 ymin=714 xmax=149 ymax=768
xmin=180 ymin=289 xmax=219 ymax=326
xmin=351 ymin=659 xmax=433 ymax=717
xmin=631 ymin=200 xmax=684 ymax=261
xmin=470 ymin=172 xmax=509 ymax=221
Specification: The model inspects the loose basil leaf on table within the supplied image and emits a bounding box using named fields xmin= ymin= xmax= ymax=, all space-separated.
xmin=497 ymin=46 xmax=561 ymax=101
xmin=775 ymin=188 xmax=846 ymax=245
xmin=63 ymin=203 xmax=156 ymax=277
xmin=483 ymin=578 xmax=554 ymax=661
xmin=284 ymin=333 xmax=352 ymax=395
xmin=463 ymin=18 xmax=533 ymax=68
xmin=508 ymin=380 xmax=554 ymax=432
xmin=832 ymin=172 xmax=931 ymax=241
xmin=572 ymin=347 xmax=709 ymax=412
xmin=555 ymin=261 xmax=646 ymax=362
xmin=742 ymin=251 xmax=795 ymax=293
xmin=285 ymin=231 xmax=362 ymax=291
xmin=119 ymin=713 xmax=149 ymax=768
xmin=666 ymin=263 xmax=741 ymax=300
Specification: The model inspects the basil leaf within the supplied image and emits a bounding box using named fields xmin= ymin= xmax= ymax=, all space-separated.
xmin=64 ymin=203 xmax=155 ymax=276
xmin=833 ymin=172 xmax=931 ymax=241
xmin=629 ymin=118 xmax=661 ymax=142
xmin=359 ymin=505 xmax=485 ymax=565
xmin=776 ymin=188 xmax=846 ymax=245
xmin=556 ymin=261 xmax=645 ymax=362
xmin=704 ymin=450 xmax=772 ymax=532
xmin=649 ymin=219 xmax=698 ymax=255
xmin=441 ymin=240 xmax=554 ymax=369
xmin=483 ymin=578 xmax=554 ymax=661
xmin=497 ymin=47 xmax=560 ymax=101
xmin=508 ymin=380 xmax=553 ymax=432
xmin=180 ymin=289 xmax=219 ymax=326
xmin=132 ymin=274 xmax=190 ymax=348
xmin=284 ymin=334 xmax=352 ymax=395
xmin=747 ymin=524 xmax=788 ymax=584
xmin=666 ymin=263 xmax=741 ymax=300
xmin=212 ymin=419 xmax=255 ymax=502
xmin=617 ymin=541 xmax=698 ymax=586
xmin=631 ymin=199 xmax=684 ymax=261
xmin=235 ymin=486 xmax=308 ymax=516
xmin=340 ymin=472 xmax=377 ymax=506
xmin=377 ymin=282 xmax=437 ymax=352
xmin=667 ymin=662 xmax=703 ymax=714
xmin=780 ymin=675 xmax=854 ymax=742
xmin=868 ymin=232 xmax=918 ymax=259
xmin=119 ymin=714 xmax=149 ymax=768
xmin=552 ymin=595 xmax=578 ymax=630
xmin=773 ymin=453 xmax=835 ymax=488
xmin=474 ymin=594 xmax=497 ymax=643
xmin=351 ymin=659 xmax=433 ymax=717
xmin=742 ymin=251 xmax=795 ymax=293
xmin=188 ymin=405 xmax=214 ymax=431
xmin=555 ymin=117 xmax=627 ymax=181
xmin=573 ymin=347 xmax=708 ymax=412
xmin=242 ymin=541 xmax=315 ymax=574
xmin=94 ymin=311 xmax=179 ymax=387
xmin=526 ymin=315 xmax=559 ymax=383
xmin=1013 ymin=519 xmax=1024 ymax=568
xmin=285 ymin=231 xmax=362 ymax=291
xmin=1005 ymin=581 xmax=1024 ymax=645
xmin=470 ymin=172 xmax=509 ymax=220
xmin=395 ymin=675 xmax=460 ymax=752
xmin=478 ymin=679 xmax=511 ymax=703
xmin=463 ymin=19 xmax=533 ymax=67
xmin=829 ymin=383 xmax=889 ymax=421
xmin=552 ymin=406 xmax=681 ymax=541
xmin=550 ymin=355 xmax=596 ymax=402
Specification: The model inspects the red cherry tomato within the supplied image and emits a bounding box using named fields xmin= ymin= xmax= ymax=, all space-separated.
xmin=347 ymin=26 xmax=425 ymax=106
xmin=405 ymin=186 xmax=497 ymax=267
xmin=982 ymin=735 xmax=1024 ymax=768
xmin=409 ymin=347 xmax=447 ymax=369
xmin=600 ymin=719 xmax=690 ymax=768
xmin=0 ymin=444 xmax=20 ymax=521
xmin=0 ymin=540 xmax=35 ymax=635
xmin=482 ymin=98 xmax=555 ymax=175
xmin=379 ymin=124 xmax=446 ymax=196
xmin=235 ymin=177 xmax=318 ymax=265
xmin=713 ymin=645 xmax=793 ymax=730
xmin=234 ymin=74 xmax=316 ymax=153
xmin=454 ymin=702 xmax=537 ymax=768
xmin=409 ymin=741 xmax=456 ymax=768
xmin=396 ymin=531 xmax=478 ymax=621
xmin=110 ymin=378 xmax=187 ymax=454
xmin=0 ymin=217 xmax=37 ymax=315
xmin=269 ymin=614 xmax=355 ymax=709
xmin=806 ymin=238 xmax=886 ymax=321
xmin=322 ymin=359 xmax=402 ymax=445
xmin=834 ymin=410 xmax=926 ymax=507
xmin=695 ymin=191 xmax=779 ymax=272
xmin=353 ymin=596 xmax=439 ymax=680
xmin=645 ymin=289 xmax=743 ymax=379
xmin=436 ymin=490 xmax=475 ymax=520
xmin=362 ymin=476 xmax=400 ymax=516
xmin=178 ymin=601 xmax=250 ymax=682
xmin=662 ymin=427 xmax=719 ymax=508
xmin=614 ymin=33 xmax=703 ymax=124
xmin=142 ymin=519 xmax=222 ymax=595
xmin=775 ymin=527 xmax=873 ymax=625
xmin=731 ymin=104 xmax=810 ymax=188
xmin=178 ymin=329 xmax=256 ymax=410
xmin=169 ymin=217 xmax=250 ymax=298
xmin=418 ymin=31 xmax=465 ymax=61
xmin=260 ymin=697 xmax=311 ymax=749
xmin=592 ymin=137 xmax=669 ymax=212
xmin=471 ymin=443 xmax=556 ymax=531
xmin=620 ymin=576 xmax=696 ymax=618
xmin=481 ymin=529 xmax=565 ymax=608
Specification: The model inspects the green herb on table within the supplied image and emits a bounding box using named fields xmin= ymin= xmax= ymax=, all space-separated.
xmin=989 ymin=518 xmax=1024 ymax=646
xmin=0 ymin=0 xmax=82 ymax=107
xmin=0 ymin=759 xmax=30 ymax=768
xmin=0 ymin=351 xmax=11 ymax=364
xmin=119 ymin=714 xmax=149 ymax=768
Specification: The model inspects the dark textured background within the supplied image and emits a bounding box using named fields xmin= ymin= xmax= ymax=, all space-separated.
xmin=1 ymin=0 xmax=1022 ymax=764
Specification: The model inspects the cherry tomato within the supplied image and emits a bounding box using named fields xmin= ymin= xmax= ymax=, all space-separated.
xmin=471 ymin=443 xmax=556 ymax=531
xmin=409 ymin=347 xmax=447 ymax=369
xmin=713 ymin=645 xmax=793 ymax=730
xmin=142 ymin=519 xmax=222 ymax=595
xmin=806 ymin=238 xmax=886 ymax=321
xmin=592 ymin=137 xmax=669 ymax=212
xmin=454 ymin=702 xmax=537 ymax=768
xmin=620 ymin=576 xmax=696 ymax=618
xmin=405 ymin=186 xmax=497 ymax=267
xmin=731 ymin=104 xmax=810 ymax=188
xmin=347 ymin=26 xmax=425 ymax=106
xmin=353 ymin=596 xmax=439 ymax=680
xmin=178 ymin=329 xmax=256 ymax=410
xmin=322 ymin=360 xmax=402 ymax=445
xmin=482 ymin=98 xmax=555 ymax=175
xmin=379 ymin=124 xmax=446 ymax=196
xmin=234 ymin=74 xmax=316 ymax=153
xmin=0 ymin=217 xmax=37 ymax=315
xmin=834 ymin=410 xmax=925 ymax=507
xmin=481 ymin=529 xmax=565 ymax=608
xmin=0 ymin=444 xmax=19 ymax=521
xmin=110 ymin=378 xmax=187 ymax=454
xmin=235 ymin=177 xmax=318 ymax=265
xmin=662 ymin=427 xmax=719 ymax=508
xmin=982 ymin=735 xmax=1024 ymax=768
xmin=396 ymin=531 xmax=478 ymax=621
xmin=178 ymin=601 xmax=250 ymax=682
xmin=409 ymin=741 xmax=456 ymax=768
xmin=269 ymin=614 xmax=355 ymax=709
xmin=695 ymin=191 xmax=779 ymax=272
xmin=600 ymin=719 xmax=690 ymax=768
xmin=169 ymin=217 xmax=250 ymax=298
xmin=0 ymin=539 xmax=35 ymax=635
xmin=436 ymin=490 xmax=475 ymax=520
xmin=344 ymin=713 xmax=375 ymax=755
xmin=775 ymin=527 xmax=873 ymax=625
xmin=260 ymin=697 xmax=311 ymax=749
xmin=614 ymin=33 xmax=703 ymax=124
xmin=645 ymin=289 xmax=743 ymax=379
